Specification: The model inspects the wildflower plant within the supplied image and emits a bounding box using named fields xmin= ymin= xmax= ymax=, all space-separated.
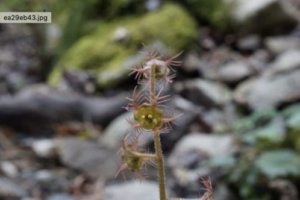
xmin=117 ymin=49 xmax=213 ymax=200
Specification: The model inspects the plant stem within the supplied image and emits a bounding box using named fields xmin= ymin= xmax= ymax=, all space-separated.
xmin=150 ymin=64 xmax=167 ymax=200
xmin=154 ymin=129 xmax=167 ymax=200
xmin=149 ymin=64 xmax=156 ymax=102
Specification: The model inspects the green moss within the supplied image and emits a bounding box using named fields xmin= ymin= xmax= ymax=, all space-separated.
xmin=178 ymin=0 xmax=233 ymax=31
xmin=49 ymin=3 xmax=197 ymax=88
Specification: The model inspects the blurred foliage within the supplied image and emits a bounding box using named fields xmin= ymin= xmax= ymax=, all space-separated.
xmin=49 ymin=3 xmax=197 ymax=88
xmin=169 ymin=0 xmax=234 ymax=31
xmin=255 ymin=150 xmax=300 ymax=179
xmin=225 ymin=105 xmax=300 ymax=199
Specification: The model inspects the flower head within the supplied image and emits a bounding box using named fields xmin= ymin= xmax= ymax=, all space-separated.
xmin=116 ymin=134 xmax=155 ymax=179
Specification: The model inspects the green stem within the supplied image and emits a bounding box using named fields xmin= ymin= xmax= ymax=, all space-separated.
xmin=150 ymin=64 xmax=167 ymax=200
xmin=154 ymin=129 xmax=167 ymax=200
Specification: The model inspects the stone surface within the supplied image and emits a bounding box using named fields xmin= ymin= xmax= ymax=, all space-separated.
xmin=218 ymin=61 xmax=253 ymax=83
xmin=181 ymin=79 xmax=232 ymax=107
xmin=202 ymin=105 xmax=238 ymax=133
xmin=183 ymin=52 xmax=202 ymax=73
xmin=0 ymin=177 xmax=27 ymax=198
xmin=268 ymin=50 xmax=300 ymax=74
xmin=29 ymin=139 xmax=57 ymax=158
xmin=232 ymin=0 xmax=296 ymax=33
xmin=56 ymin=138 xmax=119 ymax=179
xmin=47 ymin=193 xmax=75 ymax=200
xmin=0 ymin=162 xmax=18 ymax=178
xmin=196 ymin=48 xmax=243 ymax=80
xmin=103 ymin=181 xmax=159 ymax=200
xmin=234 ymin=69 xmax=300 ymax=110
xmin=265 ymin=36 xmax=300 ymax=54
xmin=237 ymin=35 xmax=261 ymax=51
xmin=0 ymin=24 xmax=42 ymax=94
xmin=168 ymin=133 xmax=237 ymax=167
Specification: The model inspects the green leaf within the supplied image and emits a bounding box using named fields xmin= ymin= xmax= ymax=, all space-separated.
xmin=243 ymin=118 xmax=285 ymax=145
xmin=287 ymin=112 xmax=300 ymax=131
xmin=255 ymin=150 xmax=300 ymax=179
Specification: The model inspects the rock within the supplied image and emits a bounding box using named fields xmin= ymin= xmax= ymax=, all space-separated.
xmin=49 ymin=4 xmax=197 ymax=88
xmin=237 ymin=35 xmax=261 ymax=51
xmin=183 ymin=52 xmax=202 ymax=73
xmin=32 ymin=169 xmax=72 ymax=193
xmin=196 ymin=48 xmax=243 ymax=80
xmin=100 ymin=112 xmax=132 ymax=149
xmin=265 ymin=36 xmax=300 ymax=54
xmin=103 ymin=181 xmax=159 ymax=200
xmin=47 ymin=193 xmax=75 ymax=200
xmin=181 ymin=0 xmax=232 ymax=30
xmin=0 ymin=161 xmax=18 ymax=178
xmin=248 ymin=49 xmax=270 ymax=73
xmin=57 ymin=138 xmax=119 ymax=179
xmin=59 ymin=70 xmax=97 ymax=94
xmin=29 ymin=139 xmax=57 ymax=158
xmin=234 ymin=69 xmax=300 ymax=110
xmin=0 ymin=24 xmax=42 ymax=94
xmin=268 ymin=50 xmax=300 ymax=74
xmin=169 ymin=133 xmax=237 ymax=168
xmin=179 ymin=79 xmax=232 ymax=107
xmin=145 ymin=0 xmax=161 ymax=11
xmin=218 ymin=61 xmax=253 ymax=83
xmin=0 ymin=177 xmax=27 ymax=198
xmin=168 ymin=133 xmax=237 ymax=191
xmin=232 ymin=0 xmax=297 ymax=33
xmin=214 ymin=184 xmax=236 ymax=200
xmin=201 ymin=105 xmax=238 ymax=132
xmin=0 ymin=84 xmax=126 ymax=132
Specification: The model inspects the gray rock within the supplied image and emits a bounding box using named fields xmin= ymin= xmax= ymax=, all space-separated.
xmin=100 ymin=112 xmax=132 ymax=149
xmin=0 ymin=24 xmax=42 ymax=94
xmin=104 ymin=181 xmax=159 ymax=200
xmin=232 ymin=0 xmax=297 ymax=33
xmin=0 ymin=177 xmax=27 ymax=198
xmin=234 ymin=69 xmax=300 ymax=110
xmin=214 ymin=184 xmax=236 ymax=200
xmin=202 ymin=105 xmax=238 ymax=133
xmin=197 ymin=48 xmax=242 ymax=80
xmin=168 ymin=133 xmax=237 ymax=189
xmin=233 ymin=0 xmax=277 ymax=22
xmin=47 ymin=193 xmax=75 ymax=200
xmin=169 ymin=133 xmax=237 ymax=167
xmin=181 ymin=79 xmax=232 ymax=107
xmin=56 ymin=138 xmax=119 ymax=179
xmin=218 ymin=61 xmax=252 ymax=83
xmin=29 ymin=139 xmax=57 ymax=158
xmin=265 ymin=36 xmax=300 ymax=54
xmin=237 ymin=35 xmax=261 ymax=51
xmin=268 ymin=50 xmax=300 ymax=74
xmin=0 ymin=161 xmax=18 ymax=178
xmin=183 ymin=52 xmax=202 ymax=72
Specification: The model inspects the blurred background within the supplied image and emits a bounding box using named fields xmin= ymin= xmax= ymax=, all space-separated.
xmin=0 ymin=0 xmax=300 ymax=200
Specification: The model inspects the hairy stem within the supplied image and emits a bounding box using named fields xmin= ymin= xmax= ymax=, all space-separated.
xmin=150 ymin=64 xmax=167 ymax=200
xmin=154 ymin=129 xmax=167 ymax=200
xmin=150 ymin=64 xmax=156 ymax=103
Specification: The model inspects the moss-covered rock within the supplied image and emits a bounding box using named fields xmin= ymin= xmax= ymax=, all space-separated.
xmin=170 ymin=0 xmax=233 ymax=31
xmin=49 ymin=3 xmax=198 ymax=88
